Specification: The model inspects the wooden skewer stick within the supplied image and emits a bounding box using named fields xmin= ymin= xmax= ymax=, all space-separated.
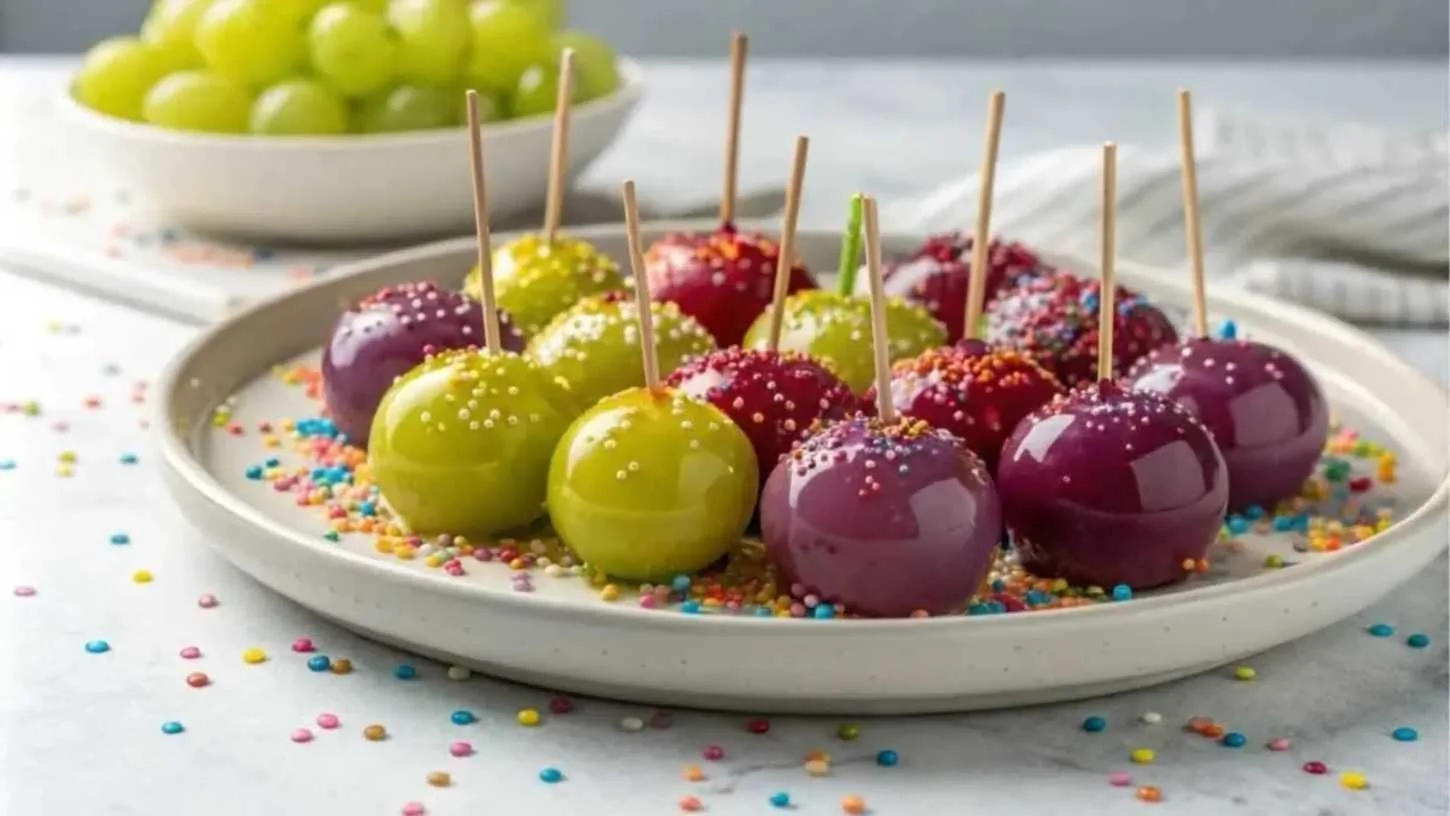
xmin=466 ymin=90 xmax=502 ymax=354
xmin=963 ymin=90 xmax=1006 ymax=342
xmin=1177 ymin=89 xmax=1209 ymax=338
xmin=765 ymin=135 xmax=810 ymax=350
xmin=719 ymin=31 xmax=748 ymax=224
xmin=621 ymin=180 xmax=660 ymax=390
xmin=862 ymin=195 xmax=895 ymax=422
xmin=1097 ymin=142 xmax=1118 ymax=383
xmin=543 ymin=48 xmax=576 ymax=244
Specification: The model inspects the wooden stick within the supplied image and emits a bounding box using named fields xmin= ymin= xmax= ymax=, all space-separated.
xmin=621 ymin=180 xmax=660 ymax=390
xmin=862 ymin=196 xmax=895 ymax=422
xmin=1097 ymin=142 xmax=1118 ymax=383
xmin=963 ymin=90 xmax=1006 ymax=342
xmin=543 ymin=48 xmax=576 ymax=244
xmin=1177 ymin=89 xmax=1209 ymax=337
xmin=765 ymin=135 xmax=810 ymax=350
xmin=719 ymin=31 xmax=747 ymax=224
xmin=466 ymin=90 xmax=502 ymax=354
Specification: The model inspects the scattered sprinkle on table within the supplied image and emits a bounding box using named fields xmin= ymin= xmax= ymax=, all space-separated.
xmin=1140 ymin=711 xmax=1162 ymax=724
xmin=1221 ymin=732 xmax=1247 ymax=748
xmin=363 ymin=724 xmax=387 ymax=741
xmin=291 ymin=637 xmax=315 ymax=653
xmin=1392 ymin=726 xmax=1419 ymax=742
xmin=242 ymin=648 xmax=267 ymax=664
xmin=12 ymin=585 xmax=35 ymax=597
xmin=837 ymin=722 xmax=861 ymax=741
xmin=291 ymin=728 xmax=313 ymax=743
xmin=85 ymin=639 xmax=110 ymax=654
xmin=746 ymin=717 xmax=771 ymax=734
xmin=186 ymin=672 xmax=209 ymax=688
xmin=1340 ymin=771 xmax=1369 ymax=790
xmin=516 ymin=708 xmax=540 ymax=727
xmin=619 ymin=716 xmax=645 ymax=732
xmin=425 ymin=771 xmax=450 ymax=788
xmin=876 ymin=749 xmax=899 ymax=767
xmin=1108 ymin=771 xmax=1132 ymax=787
xmin=161 ymin=721 xmax=185 ymax=735
xmin=841 ymin=794 xmax=867 ymax=814
xmin=549 ymin=696 xmax=574 ymax=715
xmin=451 ymin=710 xmax=476 ymax=725
xmin=683 ymin=765 xmax=705 ymax=782
xmin=1367 ymin=623 xmax=1394 ymax=637
xmin=538 ymin=767 xmax=564 ymax=784
xmin=1130 ymin=748 xmax=1155 ymax=764
xmin=449 ymin=741 xmax=473 ymax=757
xmin=131 ymin=569 xmax=153 ymax=584
xmin=678 ymin=795 xmax=703 ymax=811
xmin=1406 ymin=633 xmax=1430 ymax=648
xmin=179 ymin=646 xmax=201 ymax=659
xmin=119 ymin=452 xmax=138 ymax=464
xmin=400 ymin=802 xmax=425 ymax=816
xmin=702 ymin=744 xmax=725 ymax=761
xmin=197 ymin=593 xmax=219 ymax=608
xmin=1082 ymin=715 xmax=1107 ymax=732
xmin=447 ymin=665 xmax=471 ymax=680
xmin=307 ymin=656 xmax=331 ymax=672
xmin=805 ymin=759 xmax=830 ymax=776
xmin=109 ymin=533 xmax=130 ymax=545
xmin=330 ymin=658 xmax=353 ymax=674
xmin=316 ymin=713 xmax=340 ymax=729
xmin=1303 ymin=761 xmax=1328 ymax=775
xmin=394 ymin=663 xmax=417 ymax=680
xmin=1267 ymin=737 xmax=1292 ymax=751
xmin=1136 ymin=785 xmax=1163 ymax=802
xmin=1234 ymin=666 xmax=1257 ymax=681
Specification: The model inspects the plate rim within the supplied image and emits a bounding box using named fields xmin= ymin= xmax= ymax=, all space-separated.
xmin=156 ymin=222 xmax=1450 ymax=634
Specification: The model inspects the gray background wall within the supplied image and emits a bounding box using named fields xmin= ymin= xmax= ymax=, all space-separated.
xmin=2 ymin=0 xmax=1446 ymax=57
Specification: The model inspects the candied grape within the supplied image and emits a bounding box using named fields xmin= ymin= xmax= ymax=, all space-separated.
xmin=143 ymin=70 xmax=253 ymax=133
xmin=249 ymin=78 xmax=347 ymax=134
xmin=73 ymin=37 xmax=166 ymax=121
xmin=195 ymin=0 xmax=305 ymax=87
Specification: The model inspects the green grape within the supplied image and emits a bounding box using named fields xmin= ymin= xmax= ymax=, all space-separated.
xmin=502 ymin=0 xmax=565 ymax=31
xmin=353 ymin=84 xmax=457 ymax=132
xmin=466 ymin=1 xmax=552 ymax=94
xmin=140 ymin=0 xmax=212 ymax=72
xmin=456 ymin=88 xmax=502 ymax=126
xmin=553 ymin=29 xmax=620 ymax=101
xmin=249 ymin=78 xmax=348 ymax=134
xmin=388 ymin=0 xmax=469 ymax=86
xmin=142 ymin=70 xmax=252 ymax=132
xmin=308 ymin=4 xmax=396 ymax=98
xmin=73 ymin=37 xmax=167 ymax=121
xmin=195 ymin=0 xmax=305 ymax=87
xmin=505 ymin=62 xmax=581 ymax=119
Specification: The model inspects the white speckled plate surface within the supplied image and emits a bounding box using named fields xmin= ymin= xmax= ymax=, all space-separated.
xmin=158 ymin=221 xmax=1449 ymax=714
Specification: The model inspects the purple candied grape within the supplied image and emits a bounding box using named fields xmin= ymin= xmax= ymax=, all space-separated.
xmin=321 ymin=281 xmax=525 ymax=447
xmin=1125 ymin=336 xmax=1329 ymax=512
xmin=997 ymin=380 xmax=1228 ymax=590
xmin=759 ymin=414 xmax=1002 ymax=618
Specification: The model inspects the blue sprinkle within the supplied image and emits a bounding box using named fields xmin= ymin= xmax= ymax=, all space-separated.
xmin=264 ymin=457 xmax=280 ymax=467
xmin=1368 ymin=623 xmax=1395 ymax=637
xmin=671 ymin=574 xmax=692 ymax=593
xmin=1111 ymin=584 xmax=1132 ymax=602
xmin=1025 ymin=589 xmax=1049 ymax=606
xmin=1080 ymin=292 xmax=1100 ymax=312
xmin=538 ymin=767 xmax=564 ymax=784
xmin=1218 ymin=319 xmax=1238 ymax=340
xmin=753 ymin=606 xmax=772 ymax=617
xmin=1272 ymin=515 xmax=1295 ymax=532
xmin=1226 ymin=516 xmax=1250 ymax=536
xmin=985 ymin=600 xmax=1006 ymax=614
xmin=451 ymin=710 xmax=477 ymax=725
xmin=0 ymin=459 xmax=14 ymax=471
xmin=307 ymin=655 xmax=331 ymax=672
xmin=253 ymin=246 xmax=276 ymax=261
xmin=85 ymin=639 xmax=111 ymax=654
xmin=245 ymin=465 xmax=264 ymax=480
xmin=1245 ymin=505 xmax=1267 ymax=520
xmin=358 ymin=501 xmax=376 ymax=517
xmin=1407 ymin=633 xmax=1431 ymax=648
xmin=769 ymin=792 xmax=791 ymax=808
xmin=393 ymin=664 xmax=417 ymax=680
xmin=680 ymin=601 xmax=701 ymax=614
xmin=1221 ymin=732 xmax=1247 ymax=748
xmin=323 ymin=530 xmax=340 ymax=542
xmin=161 ymin=721 xmax=185 ymax=735
xmin=967 ymin=603 xmax=989 ymax=616
xmin=119 ymin=452 xmax=138 ymax=465
xmin=110 ymin=533 xmax=130 ymax=545
xmin=876 ymin=749 xmax=900 ymax=767
xmin=813 ymin=604 xmax=835 ymax=620
xmin=1392 ymin=727 xmax=1419 ymax=742
xmin=991 ymin=579 xmax=1006 ymax=593
xmin=1082 ymin=716 xmax=1107 ymax=733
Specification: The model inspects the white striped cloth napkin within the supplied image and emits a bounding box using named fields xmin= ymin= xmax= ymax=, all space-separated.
xmin=890 ymin=109 xmax=1449 ymax=326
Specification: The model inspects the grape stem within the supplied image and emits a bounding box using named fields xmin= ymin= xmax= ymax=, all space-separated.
xmin=835 ymin=194 xmax=865 ymax=297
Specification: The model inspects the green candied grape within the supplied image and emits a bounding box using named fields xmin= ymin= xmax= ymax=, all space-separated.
xmin=143 ymin=70 xmax=253 ymax=133
xmin=742 ymin=291 xmax=947 ymax=392
xmin=352 ymin=84 xmax=457 ymax=133
xmin=464 ymin=234 xmax=625 ymax=336
xmin=368 ymin=349 xmax=575 ymax=537
xmin=504 ymin=61 xmax=583 ymax=120
xmin=552 ymin=30 xmax=621 ymax=101
xmin=73 ymin=37 xmax=167 ymax=121
xmin=528 ymin=295 xmax=716 ymax=409
xmin=547 ymin=387 xmax=759 ymax=582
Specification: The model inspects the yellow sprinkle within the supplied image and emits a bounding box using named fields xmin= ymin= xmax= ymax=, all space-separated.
xmin=599 ymin=584 xmax=621 ymax=602
xmin=56 ymin=465 xmax=74 ymax=478
xmin=58 ymin=451 xmax=78 ymax=463
xmin=426 ymin=771 xmax=451 ymax=787
xmin=242 ymin=648 xmax=267 ymax=665
xmin=1234 ymin=666 xmax=1257 ymax=681
xmin=517 ymin=708 xmax=541 ymax=727
xmin=131 ymin=570 xmax=153 ymax=584
xmin=1340 ymin=771 xmax=1368 ymax=790
xmin=362 ymin=724 xmax=387 ymax=741
xmin=683 ymin=765 xmax=705 ymax=782
xmin=1130 ymin=748 xmax=1155 ymax=764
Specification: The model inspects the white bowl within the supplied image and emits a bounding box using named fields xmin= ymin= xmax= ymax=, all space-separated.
xmin=56 ymin=60 xmax=645 ymax=244
xmin=156 ymin=222 xmax=1449 ymax=714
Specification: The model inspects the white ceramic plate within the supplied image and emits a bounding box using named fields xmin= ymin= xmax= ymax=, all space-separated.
xmin=56 ymin=60 xmax=645 ymax=244
xmin=157 ymin=222 xmax=1449 ymax=715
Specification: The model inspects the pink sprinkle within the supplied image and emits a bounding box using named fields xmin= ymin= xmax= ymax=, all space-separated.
xmin=197 ymin=593 xmax=219 ymax=608
xmin=401 ymin=802 xmax=426 ymax=816
xmin=1268 ymin=738 xmax=1292 ymax=751
xmin=316 ymin=713 xmax=340 ymax=729
xmin=702 ymin=745 xmax=725 ymax=761
xmin=1108 ymin=771 xmax=1132 ymax=787
xmin=638 ymin=594 xmax=658 ymax=609
xmin=290 ymin=728 xmax=313 ymax=743
xmin=13 ymin=586 xmax=36 ymax=597
xmin=291 ymin=637 xmax=315 ymax=653
xmin=179 ymin=646 xmax=202 ymax=659
xmin=449 ymin=741 xmax=473 ymax=757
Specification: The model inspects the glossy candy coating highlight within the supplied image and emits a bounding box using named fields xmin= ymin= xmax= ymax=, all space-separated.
xmin=465 ymin=234 xmax=624 ymax=336
xmin=742 ymin=291 xmax=946 ymax=393
xmin=870 ymin=233 xmax=1051 ymax=343
xmin=873 ymin=344 xmax=1063 ymax=474
xmin=528 ymin=295 xmax=716 ymax=408
xmin=1125 ymin=336 xmax=1329 ymax=511
xmin=368 ymin=348 xmax=574 ymax=537
xmin=987 ymin=274 xmax=1178 ymax=388
xmin=645 ymin=223 xmax=816 ymax=348
xmin=547 ymin=388 xmax=759 ymax=582
xmin=322 ymin=281 xmax=525 ymax=447
xmin=997 ymin=380 xmax=1228 ymax=589
xmin=760 ymin=415 xmax=1003 ymax=617
xmin=667 ymin=347 xmax=857 ymax=487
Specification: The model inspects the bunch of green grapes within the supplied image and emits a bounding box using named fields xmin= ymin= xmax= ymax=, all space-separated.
xmin=72 ymin=0 xmax=624 ymax=136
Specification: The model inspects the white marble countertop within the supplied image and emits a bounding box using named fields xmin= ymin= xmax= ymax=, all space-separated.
xmin=1 ymin=56 xmax=1447 ymax=816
